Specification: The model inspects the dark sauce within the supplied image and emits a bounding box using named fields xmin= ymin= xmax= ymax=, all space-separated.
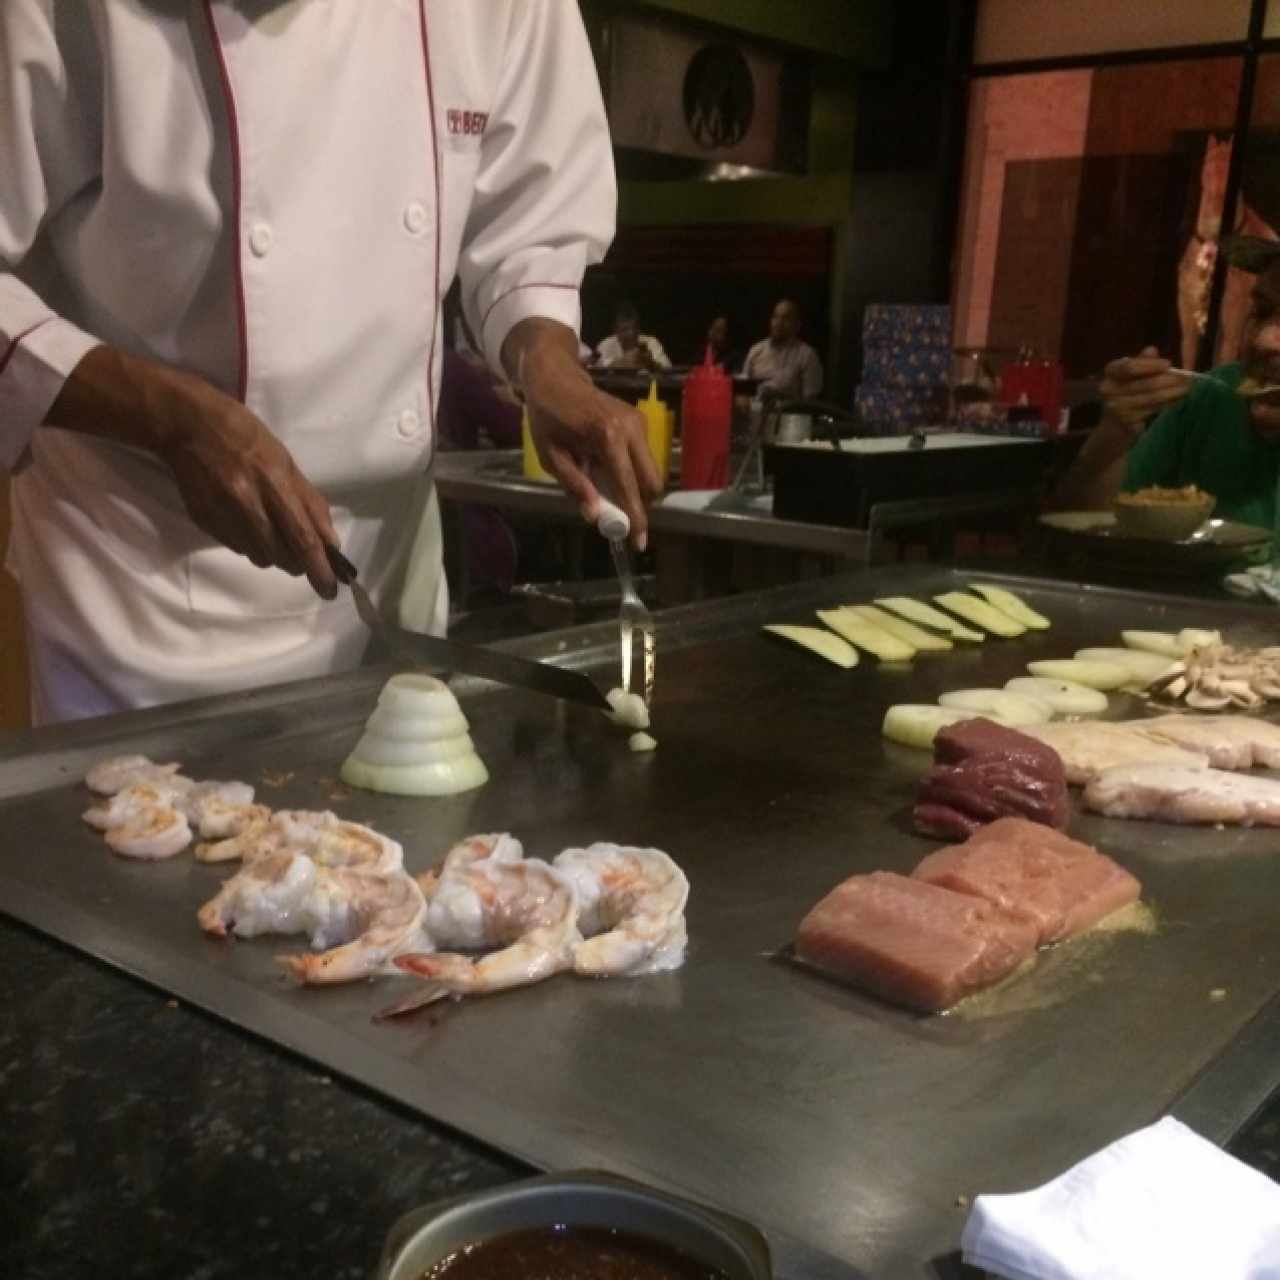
xmin=420 ymin=1224 xmax=732 ymax=1280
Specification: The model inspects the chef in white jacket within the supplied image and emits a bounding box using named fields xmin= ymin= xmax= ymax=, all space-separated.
xmin=0 ymin=1 xmax=657 ymax=724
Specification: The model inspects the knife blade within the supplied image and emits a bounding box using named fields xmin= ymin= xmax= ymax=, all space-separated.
xmin=325 ymin=546 xmax=611 ymax=711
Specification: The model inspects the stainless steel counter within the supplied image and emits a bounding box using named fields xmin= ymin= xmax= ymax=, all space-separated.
xmin=434 ymin=449 xmax=872 ymax=559
xmin=4 ymin=566 xmax=1280 ymax=1278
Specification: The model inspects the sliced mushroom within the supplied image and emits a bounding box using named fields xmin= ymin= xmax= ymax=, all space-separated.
xmin=1186 ymin=687 xmax=1232 ymax=710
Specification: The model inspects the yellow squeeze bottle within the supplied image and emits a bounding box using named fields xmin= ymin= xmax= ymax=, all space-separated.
xmin=521 ymin=407 xmax=552 ymax=482
xmin=638 ymin=380 xmax=671 ymax=486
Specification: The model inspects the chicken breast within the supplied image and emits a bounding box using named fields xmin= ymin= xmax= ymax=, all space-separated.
xmin=1023 ymin=722 xmax=1206 ymax=785
xmin=1084 ymin=763 xmax=1280 ymax=826
xmin=1129 ymin=715 xmax=1280 ymax=771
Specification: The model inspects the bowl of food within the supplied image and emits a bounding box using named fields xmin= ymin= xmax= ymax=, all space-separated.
xmin=1111 ymin=485 xmax=1216 ymax=541
xmin=376 ymin=1171 xmax=772 ymax=1280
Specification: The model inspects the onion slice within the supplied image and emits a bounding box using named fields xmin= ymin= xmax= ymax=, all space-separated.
xmin=1004 ymin=676 xmax=1108 ymax=717
xmin=341 ymin=674 xmax=488 ymax=796
xmin=938 ymin=688 xmax=1053 ymax=725
xmin=1026 ymin=658 xmax=1130 ymax=691
xmin=882 ymin=704 xmax=989 ymax=750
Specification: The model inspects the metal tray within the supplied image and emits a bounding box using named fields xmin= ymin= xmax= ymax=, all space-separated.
xmin=4 ymin=566 xmax=1280 ymax=1280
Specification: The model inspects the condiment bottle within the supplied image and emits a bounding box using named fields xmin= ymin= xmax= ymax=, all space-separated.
xmin=636 ymin=380 xmax=671 ymax=487
xmin=680 ymin=350 xmax=731 ymax=489
xmin=521 ymin=407 xmax=552 ymax=481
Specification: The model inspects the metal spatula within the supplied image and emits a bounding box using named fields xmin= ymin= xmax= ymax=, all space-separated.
xmin=596 ymin=500 xmax=654 ymax=706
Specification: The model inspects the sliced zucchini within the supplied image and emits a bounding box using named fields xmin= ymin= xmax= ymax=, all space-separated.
xmin=937 ymin=688 xmax=1053 ymax=726
xmin=874 ymin=596 xmax=985 ymax=643
xmin=1026 ymin=658 xmax=1130 ymax=691
xmin=968 ymin=583 xmax=1051 ymax=630
xmin=763 ymin=624 xmax=859 ymax=669
xmin=934 ymin=591 xmax=1027 ymax=638
xmin=816 ymin=608 xmax=916 ymax=662
xmin=844 ymin=604 xmax=953 ymax=652
xmin=1005 ymin=676 xmax=1108 ymax=717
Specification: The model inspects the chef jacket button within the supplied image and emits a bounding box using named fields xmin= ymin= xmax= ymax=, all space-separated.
xmin=403 ymin=203 xmax=429 ymax=235
xmin=249 ymin=222 xmax=274 ymax=257
xmin=397 ymin=409 xmax=420 ymax=439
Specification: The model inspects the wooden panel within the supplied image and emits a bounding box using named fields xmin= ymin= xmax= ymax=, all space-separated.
xmin=0 ymin=477 xmax=30 ymax=730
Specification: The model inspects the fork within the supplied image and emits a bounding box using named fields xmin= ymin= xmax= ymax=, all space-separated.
xmin=596 ymin=499 xmax=655 ymax=706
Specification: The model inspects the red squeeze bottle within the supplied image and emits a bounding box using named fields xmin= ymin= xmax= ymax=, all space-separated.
xmin=680 ymin=349 xmax=731 ymax=489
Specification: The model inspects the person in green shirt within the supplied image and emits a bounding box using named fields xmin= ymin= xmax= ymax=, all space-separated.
xmin=1056 ymin=237 xmax=1280 ymax=527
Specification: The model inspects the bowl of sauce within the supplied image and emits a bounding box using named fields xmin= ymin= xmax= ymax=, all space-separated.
xmin=377 ymin=1171 xmax=772 ymax=1280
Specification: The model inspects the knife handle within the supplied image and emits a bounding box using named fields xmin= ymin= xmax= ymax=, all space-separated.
xmin=325 ymin=543 xmax=359 ymax=585
xmin=595 ymin=499 xmax=631 ymax=544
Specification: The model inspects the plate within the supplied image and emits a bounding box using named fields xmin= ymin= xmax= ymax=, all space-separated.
xmin=1039 ymin=511 xmax=1271 ymax=575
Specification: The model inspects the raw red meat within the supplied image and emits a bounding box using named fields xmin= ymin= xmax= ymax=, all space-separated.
xmin=934 ymin=717 xmax=1064 ymax=777
xmin=914 ymin=718 xmax=1069 ymax=838
xmin=912 ymin=816 xmax=1140 ymax=944
xmin=795 ymin=870 xmax=1039 ymax=1013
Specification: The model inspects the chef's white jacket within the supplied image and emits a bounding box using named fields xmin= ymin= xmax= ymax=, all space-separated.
xmin=0 ymin=0 xmax=615 ymax=723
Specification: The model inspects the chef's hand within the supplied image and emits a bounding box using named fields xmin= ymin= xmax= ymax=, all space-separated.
xmin=1100 ymin=346 xmax=1190 ymax=440
xmin=503 ymin=318 xmax=660 ymax=550
xmin=45 ymin=345 xmax=340 ymax=598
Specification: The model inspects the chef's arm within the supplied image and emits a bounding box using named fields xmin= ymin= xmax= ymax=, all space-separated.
xmin=456 ymin=0 xmax=657 ymax=548
xmin=0 ymin=4 xmax=338 ymax=597
xmin=44 ymin=345 xmax=340 ymax=598
xmin=1052 ymin=347 xmax=1189 ymax=510
xmin=503 ymin=318 xmax=659 ymax=547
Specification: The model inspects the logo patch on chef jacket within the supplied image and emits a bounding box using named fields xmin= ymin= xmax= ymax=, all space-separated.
xmin=446 ymin=109 xmax=488 ymax=138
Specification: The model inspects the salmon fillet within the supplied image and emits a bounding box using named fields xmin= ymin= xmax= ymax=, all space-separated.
xmin=913 ymin=816 xmax=1141 ymax=944
xmin=1024 ymin=722 xmax=1206 ymax=785
xmin=1084 ymin=762 xmax=1280 ymax=826
xmin=795 ymin=870 xmax=1038 ymax=1013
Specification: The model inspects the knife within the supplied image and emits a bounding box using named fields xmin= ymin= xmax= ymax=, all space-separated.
xmin=325 ymin=546 xmax=611 ymax=711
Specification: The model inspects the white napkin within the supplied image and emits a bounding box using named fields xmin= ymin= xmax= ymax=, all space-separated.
xmin=961 ymin=1117 xmax=1280 ymax=1280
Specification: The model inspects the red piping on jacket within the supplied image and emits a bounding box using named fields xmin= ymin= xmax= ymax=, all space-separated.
xmin=417 ymin=1 xmax=443 ymax=437
xmin=200 ymin=1 xmax=249 ymax=403
xmin=0 ymin=318 xmax=54 ymax=381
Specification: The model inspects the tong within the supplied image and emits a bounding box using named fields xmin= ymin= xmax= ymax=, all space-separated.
xmin=596 ymin=500 xmax=654 ymax=707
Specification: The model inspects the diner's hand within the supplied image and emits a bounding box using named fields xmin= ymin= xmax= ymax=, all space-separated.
xmin=1099 ymin=346 xmax=1191 ymax=440
xmin=46 ymin=345 xmax=340 ymax=597
xmin=503 ymin=318 xmax=660 ymax=550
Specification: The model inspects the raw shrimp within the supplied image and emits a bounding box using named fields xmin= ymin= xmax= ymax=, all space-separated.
xmin=553 ymin=843 xmax=689 ymax=976
xmin=196 ymin=809 xmax=401 ymax=873
xmin=198 ymin=851 xmax=319 ymax=938
xmin=397 ymin=855 xmax=580 ymax=995
xmin=182 ymin=781 xmax=259 ymax=839
xmin=277 ymin=868 xmax=428 ymax=985
xmin=198 ymin=850 xmax=428 ymax=985
xmin=83 ymin=781 xmax=190 ymax=832
xmin=85 ymin=755 xmax=185 ymax=796
xmin=419 ymin=833 xmax=526 ymax=948
xmin=104 ymin=805 xmax=193 ymax=860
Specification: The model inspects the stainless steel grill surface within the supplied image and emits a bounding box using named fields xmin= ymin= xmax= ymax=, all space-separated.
xmin=5 ymin=566 xmax=1280 ymax=1279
